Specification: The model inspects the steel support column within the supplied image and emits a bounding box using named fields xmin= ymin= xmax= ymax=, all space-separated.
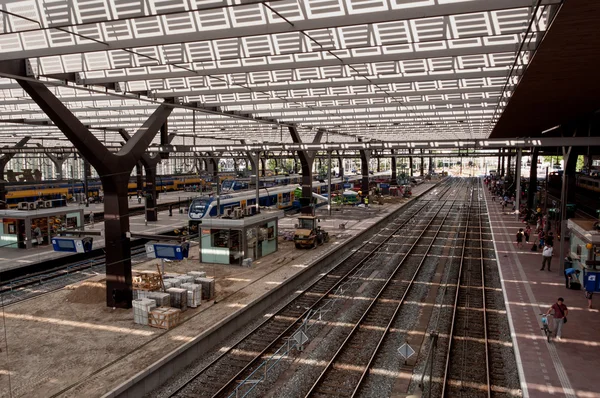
xmin=515 ymin=149 xmax=522 ymax=221
xmin=83 ymin=159 xmax=91 ymax=207
xmin=359 ymin=144 xmax=371 ymax=194
xmin=0 ymin=136 xmax=30 ymax=208
xmin=501 ymin=149 xmax=506 ymax=176
xmin=135 ymin=163 xmax=144 ymax=197
xmin=336 ymin=150 xmax=344 ymax=180
xmin=3 ymin=59 xmax=174 ymax=308
xmin=527 ymin=147 xmax=539 ymax=210
xmin=46 ymin=152 xmax=71 ymax=180
xmin=289 ymin=127 xmax=323 ymax=211
xmin=391 ymin=150 xmax=397 ymax=185
xmin=119 ymin=130 xmax=175 ymax=222
xmin=419 ymin=149 xmax=424 ymax=176
xmin=409 ymin=149 xmax=414 ymax=177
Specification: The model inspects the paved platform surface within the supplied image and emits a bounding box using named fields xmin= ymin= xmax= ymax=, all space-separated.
xmin=0 ymin=211 xmax=191 ymax=272
xmin=484 ymin=180 xmax=600 ymax=398
xmin=0 ymin=182 xmax=439 ymax=398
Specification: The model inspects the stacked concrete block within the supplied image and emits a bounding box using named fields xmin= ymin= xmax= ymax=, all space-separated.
xmin=166 ymin=288 xmax=188 ymax=311
xmin=181 ymin=283 xmax=202 ymax=308
xmin=132 ymin=298 xmax=156 ymax=325
xmin=194 ymin=277 xmax=216 ymax=301
xmin=162 ymin=280 xmax=173 ymax=290
xmin=176 ymin=275 xmax=195 ymax=284
xmin=187 ymin=271 xmax=206 ymax=278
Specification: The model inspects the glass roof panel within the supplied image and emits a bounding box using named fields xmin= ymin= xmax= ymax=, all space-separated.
xmin=0 ymin=0 xmax=561 ymax=146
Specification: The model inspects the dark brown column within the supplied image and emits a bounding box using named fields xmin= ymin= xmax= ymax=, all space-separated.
xmin=289 ymin=127 xmax=323 ymax=210
xmin=419 ymin=149 xmax=424 ymax=176
xmin=527 ymin=147 xmax=539 ymax=210
xmin=0 ymin=136 xmax=31 ymax=208
xmin=391 ymin=150 xmax=397 ymax=185
xmin=135 ymin=163 xmax=144 ymax=196
xmin=409 ymin=149 xmax=414 ymax=176
xmin=119 ymin=130 xmax=175 ymax=222
xmin=3 ymin=59 xmax=174 ymax=308
xmin=336 ymin=150 xmax=344 ymax=179
xmin=359 ymin=144 xmax=370 ymax=194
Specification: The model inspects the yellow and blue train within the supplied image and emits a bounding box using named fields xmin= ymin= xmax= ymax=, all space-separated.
xmin=3 ymin=174 xmax=208 ymax=208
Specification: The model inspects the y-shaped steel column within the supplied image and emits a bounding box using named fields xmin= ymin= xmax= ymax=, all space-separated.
xmin=2 ymin=60 xmax=173 ymax=308
xmin=289 ymin=127 xmax=323 ymax=212
xmin=119 ymin=130 xmax=175 ymax=222
xmin=0 ymin=137 xmax=31 ymax=208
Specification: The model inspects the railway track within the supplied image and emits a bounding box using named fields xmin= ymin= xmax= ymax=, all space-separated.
xmin=0 ymin=246 xmax=149 ymax=306
xmin=440 ymin=182 xmax=507 ymax=397
xmin=304 ymin=181 xmax=473 ymax=397
xmin=167 ymin=179 xmax=464 ymax=398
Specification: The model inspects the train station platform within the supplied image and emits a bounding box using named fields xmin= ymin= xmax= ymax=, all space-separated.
xmin=0 ymin=210 xmax=191 ymax=273
xmin=0 ymin=181 xmax=441 ymax=398
xmin=483 ymin=181 xmax=600 ymax=398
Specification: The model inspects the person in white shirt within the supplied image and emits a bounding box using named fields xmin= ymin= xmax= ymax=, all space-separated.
xmin=540 ymin=244 xmax=553 ymax=271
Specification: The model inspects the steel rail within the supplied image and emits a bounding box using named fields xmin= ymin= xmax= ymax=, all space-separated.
xmin=305 ymin=179 xmax=471 ymax=397
xmin=349 ymin=179 xmax=477 ymax=397
xmin=169 ymin=180 xmax=457 ymax=398
xmin=440 ymin=181 xmax=492 ymax=396
xmin=440 ymin=183 xmax=474 ymax=396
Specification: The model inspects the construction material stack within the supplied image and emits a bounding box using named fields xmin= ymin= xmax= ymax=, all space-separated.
xmin=181 ymin=283 xmax=202 ymax=308
xmin=133 ymin=298 xmax=156 ymax=325
xmin=194 ymin=277 xmax=216 ymax=301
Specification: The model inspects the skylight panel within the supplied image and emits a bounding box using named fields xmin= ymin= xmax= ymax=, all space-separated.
xmin=77 ymin=0 xmax=111 ymax=24
xmin=228 ymin=4 xmax=265 ymax=27
xmin=305 ymin=0 xmax=345 ymax=18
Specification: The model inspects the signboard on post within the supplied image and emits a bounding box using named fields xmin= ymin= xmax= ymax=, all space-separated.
xmin=398 ymin=343 xmax=415 ymax=362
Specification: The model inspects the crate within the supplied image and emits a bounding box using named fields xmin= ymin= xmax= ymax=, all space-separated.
xmin=148 ymin=307 xmax=181 ymax=330
xmin=132 ymin=298 xmax=156 ymax=325
xmin=132 ymin=271 xmax=161 ymax=291
xmin=181 ymin=283 xmax=202 ymax=308
xmin=167 ymin=288 xmax=188 ymax=311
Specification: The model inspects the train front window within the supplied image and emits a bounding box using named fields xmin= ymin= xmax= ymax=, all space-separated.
xmin=190 ymin=198 xmax=209 ymax=215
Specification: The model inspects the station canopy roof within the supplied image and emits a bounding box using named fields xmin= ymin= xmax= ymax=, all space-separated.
xmin=0 ymin=0 xmax=561 ymax=150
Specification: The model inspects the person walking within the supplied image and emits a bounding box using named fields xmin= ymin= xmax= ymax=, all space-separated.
xmin=540 ymin=243 xmax=553 ymax=271
xmin=585 ymin=289 xmax=593 ymax=309
xmin=545 ymin=297 xmax=568 ymax=340
xmin=524 ymin=225 xmax=531 ymax=243
xmin=89 ymin=210 xmax=94 ymax=227
xmin=516 ymin=228 xmax=524 ymax=249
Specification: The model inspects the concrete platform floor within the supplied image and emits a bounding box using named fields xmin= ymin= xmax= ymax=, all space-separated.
xmin=484 ymin=181 xmax=600 ymax=398
xmin=0 ymin=211 xmax=191 ymax=272
xmin=0 ymin=182 xmax=439 ymax=398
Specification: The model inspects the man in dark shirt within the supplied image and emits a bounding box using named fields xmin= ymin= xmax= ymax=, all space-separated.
xmin=546 ymin=297 xmax=568 ymax=340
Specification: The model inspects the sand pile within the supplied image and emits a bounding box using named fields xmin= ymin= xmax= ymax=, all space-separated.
xmin=66 ymin=280 xmax=106 ymax=304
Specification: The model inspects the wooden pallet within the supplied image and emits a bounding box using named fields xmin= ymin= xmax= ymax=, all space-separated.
xmin=148 ymin=307 xmax=181 ymax=330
